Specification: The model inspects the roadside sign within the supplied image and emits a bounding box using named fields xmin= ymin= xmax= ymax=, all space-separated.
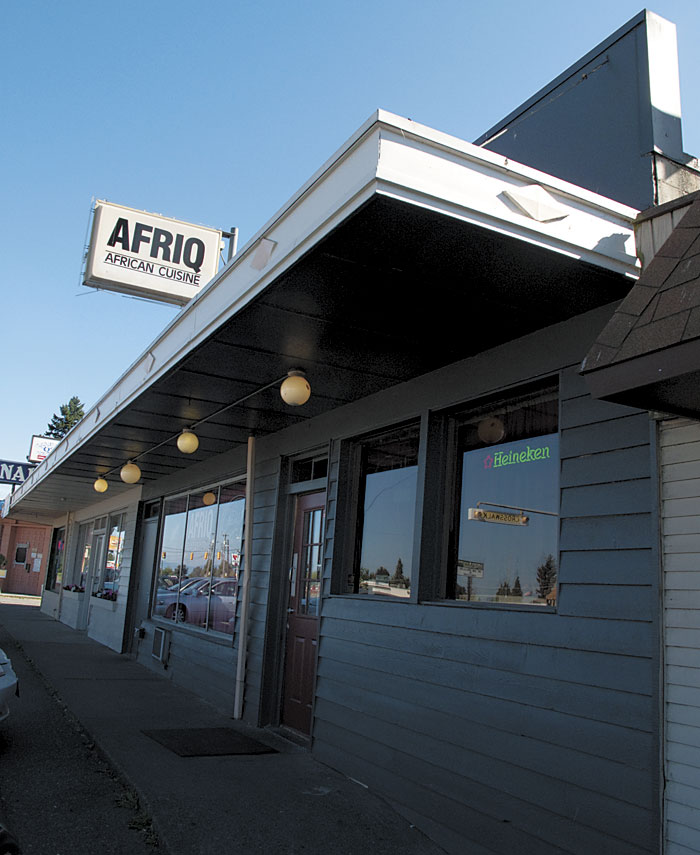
xmin=457 ymin=560 xmax=484 ymax=578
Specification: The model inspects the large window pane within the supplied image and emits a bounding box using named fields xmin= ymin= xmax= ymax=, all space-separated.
xmin=178 ymin=491 xmax=220 ymax=628
xmin=207 ymin=485 xmax=245 ymax=634
xmin=355 ymin=424 xmax=419 ymax=598
xmin=451 ymin=390 xmax=559 ymax=606
xmin=153 ymin=484 xmax=245 ymax=635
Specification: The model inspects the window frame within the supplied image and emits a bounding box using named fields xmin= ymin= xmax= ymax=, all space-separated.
xmin=332 ymin=419 xmax=423 ymax=601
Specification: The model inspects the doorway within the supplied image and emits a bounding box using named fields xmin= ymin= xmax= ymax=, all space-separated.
xmin=281 ymin=490 xmax=326 ymax=734
xmin=77 ymin=524 xmax=107 ymax=630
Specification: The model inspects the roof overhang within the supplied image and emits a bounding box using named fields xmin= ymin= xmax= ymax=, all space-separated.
xmin=7 ymin=111 xmax=639 ymax=523
xmin=582 ymin=193 xmax=700 ymax=417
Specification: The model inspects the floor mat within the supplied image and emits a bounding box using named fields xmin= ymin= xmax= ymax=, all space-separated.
xmin=142 ymin=727 xmax=278 ymax=757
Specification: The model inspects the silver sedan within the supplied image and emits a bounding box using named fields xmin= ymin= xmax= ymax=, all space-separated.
xmin=0 ymin=647 xmax=18 ymax=722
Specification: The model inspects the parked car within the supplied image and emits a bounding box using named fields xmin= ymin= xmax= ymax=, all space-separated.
xmin=0 ymin=648 xmax=18 ymax=723
xmin=157 ymin=577 xmax=238 ymax=628
xmin=153 ymin=577 xmax=209 ymax=618
xmin=178 ymin=578 xmax=239 ymax=630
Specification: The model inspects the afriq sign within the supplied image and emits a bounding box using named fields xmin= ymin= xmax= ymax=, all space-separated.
xmin=84 ymin=201 xmax=222 ymax=305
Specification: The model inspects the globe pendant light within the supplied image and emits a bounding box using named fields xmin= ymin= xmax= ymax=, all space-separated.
xmin=120 ymin=461 xmax=141 ymax=484
xmin=177 ymin=429 xmax=199 ymax=454
xmin=280 ymin=370 xmax=311 ymax=406
xmin=93 ymin=477 xmax=108 ymax=493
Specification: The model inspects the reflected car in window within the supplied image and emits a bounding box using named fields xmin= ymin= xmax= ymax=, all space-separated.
xmin=153 ymin=577 xmax=209 ymax=618
xmin=157 ymin=577 xmax=238 ymax=630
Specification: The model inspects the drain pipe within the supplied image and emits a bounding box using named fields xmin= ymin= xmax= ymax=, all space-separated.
xmin=234 ymin=435 xmax=255 ymax=719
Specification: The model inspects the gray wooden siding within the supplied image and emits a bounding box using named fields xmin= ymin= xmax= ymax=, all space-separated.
xmin=129 ymin=306 xmax=660 ymax=855
xmin=660 ymin=418 xmax=700 ymax=855
xmin=313 ymin=359 xmax=658 ymax=854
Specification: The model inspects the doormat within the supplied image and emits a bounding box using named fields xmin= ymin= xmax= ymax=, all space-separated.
xmin=142 ymin=727 xmax=278 ymax=757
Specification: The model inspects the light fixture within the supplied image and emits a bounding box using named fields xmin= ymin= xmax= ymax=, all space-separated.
xmin=120 ymin=461 xmax=141 ymax=484
xmin=477 ymin=417 xmax=505 ymax=444
xmin=202 ymin=491 xmax=217 ymax=506
xmin=93 ymin=477 xmax=108 ymax=493
xmin=177 ymin=429 xmax=199 ymax=454
xmin=280 ymin=370 xmax=311 ymax=406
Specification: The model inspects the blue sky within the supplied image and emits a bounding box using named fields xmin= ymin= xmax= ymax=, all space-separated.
xmin=3 ymin=0 xmax=700 ymax=497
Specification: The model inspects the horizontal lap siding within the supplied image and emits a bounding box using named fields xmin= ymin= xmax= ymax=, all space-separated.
xmin=661 ymin=418 xmax=700 ymax=855
xmin=314 ymin=367 xmax=658 ymax=855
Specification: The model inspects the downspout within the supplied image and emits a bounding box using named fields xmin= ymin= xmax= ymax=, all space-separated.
xmin=233 ymin=435 xmax=255 ymax=719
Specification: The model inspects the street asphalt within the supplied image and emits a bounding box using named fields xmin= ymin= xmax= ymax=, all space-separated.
xmin=0 ymin=599 xmax=445 ymax=855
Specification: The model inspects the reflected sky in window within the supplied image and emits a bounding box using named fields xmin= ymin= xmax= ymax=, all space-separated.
xmin=457 ymin=433 xmax=558 ymax=602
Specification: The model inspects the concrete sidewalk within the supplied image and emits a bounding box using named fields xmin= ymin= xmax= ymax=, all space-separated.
xmin=0 ymin=603 xmax=444 ymax=855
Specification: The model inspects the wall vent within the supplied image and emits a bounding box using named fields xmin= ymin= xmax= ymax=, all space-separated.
xmin=152 ymin=627 xmax=170 ymax=664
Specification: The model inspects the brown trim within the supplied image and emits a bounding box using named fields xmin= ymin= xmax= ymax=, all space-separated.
xmin=583 ymin=336 xmax=700 ymax=404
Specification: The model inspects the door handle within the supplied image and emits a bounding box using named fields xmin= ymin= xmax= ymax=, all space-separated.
xmin=287 ymin=608 xmax=294 ymax=614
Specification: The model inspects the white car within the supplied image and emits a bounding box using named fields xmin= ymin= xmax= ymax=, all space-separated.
xmin=0 ymin=648 xmax=18 ymax=722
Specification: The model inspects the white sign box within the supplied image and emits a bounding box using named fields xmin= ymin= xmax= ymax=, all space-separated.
xmin=28 ymin=435 xmax=60 ymax=463
xmin=84 ymin=201 xmax=222 ymax=305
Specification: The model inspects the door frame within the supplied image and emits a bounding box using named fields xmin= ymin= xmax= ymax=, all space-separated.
xmin=280 ymin=489 xmax=326 ymax=734
xmin=259 ymin=458 xmax=328 ymax=735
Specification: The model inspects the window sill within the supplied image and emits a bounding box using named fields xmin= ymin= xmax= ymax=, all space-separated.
xmin=422 ymin=599 xmax=557 ymax=613
xmin=330 ymin=593 xmax=417 ymax=604
xmin=329 ymin=594 xmax=557 ymax=613
xmin=149 ymin=616 xmax=235 ymax=647
xmin=61 ymin=589 xmax=85 ymax=597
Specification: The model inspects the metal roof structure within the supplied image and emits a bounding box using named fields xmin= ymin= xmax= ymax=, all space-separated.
xmin=7 ymin=111 xmax=640 ymax=523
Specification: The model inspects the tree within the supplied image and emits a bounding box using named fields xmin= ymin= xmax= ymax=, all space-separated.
xmin=536 ymin=554 xmax=557 ymax=599
xmin=45 ymin=396 xmax=85 ymax=439
xmin=496 ymin=579 xmax=511 ymax=597
xmin=512 ymin=576 xmax=523 ymax=597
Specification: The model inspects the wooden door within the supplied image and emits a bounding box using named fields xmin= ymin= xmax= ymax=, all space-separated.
xmin=281 ymin=491 xmax=325 ymax=734
xmin=4 ymin=531 xmax=33 ymax=595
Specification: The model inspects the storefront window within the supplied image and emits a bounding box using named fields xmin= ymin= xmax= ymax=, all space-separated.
xmin=45 ymin=526 xmax=66 ymax=591
xmin=449 ymin=387 xmax=559 ymax=606
xmin=352 ymin=423 xmax=419 ymax=598
xmin=153 ymin=483 xmax=245 ymax=635
xmin=63 ymin=522 xmax=94 ymax=592
xmin=93 ymin=513 xmax=126 ymax=600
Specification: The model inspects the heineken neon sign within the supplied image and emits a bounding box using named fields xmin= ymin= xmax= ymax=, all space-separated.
xmin=483 ymin=445 xmax=551 ymax=470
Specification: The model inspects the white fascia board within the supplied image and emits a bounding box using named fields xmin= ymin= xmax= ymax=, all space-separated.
xmin=10 ymin=110 xmax=638 ymax=510
xmin=375 ymin=117 xmax=639 ymax=277
xmin=10 ymin=119 xmax=385 ymax=508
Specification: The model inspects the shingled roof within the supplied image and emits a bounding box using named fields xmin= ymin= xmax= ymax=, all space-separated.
xmin=582 ymin=192 xmax=700 ymax=417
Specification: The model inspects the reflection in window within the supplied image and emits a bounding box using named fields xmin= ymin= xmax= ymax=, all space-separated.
xmin=46 ymin=527 xmax=65 ymax=591
xmin=94 ymin=513 xmax=126 ymax=600
xmin=300 ymin=508 xmax=323 ymax=615
xmin=451 ymin=388 xmax=559 ymax=606
xmin=154 ymin=483 xmax=245 ymax=635
xmin=353 ymin=424 xmax=419 ymax=598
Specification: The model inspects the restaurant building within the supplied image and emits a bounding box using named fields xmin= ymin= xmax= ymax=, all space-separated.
xmin=7 ymin=11 xmax=695 ymax=853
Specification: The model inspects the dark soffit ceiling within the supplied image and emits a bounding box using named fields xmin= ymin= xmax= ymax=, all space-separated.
xmin=16 ymin=194 xmax=632 ymax=515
